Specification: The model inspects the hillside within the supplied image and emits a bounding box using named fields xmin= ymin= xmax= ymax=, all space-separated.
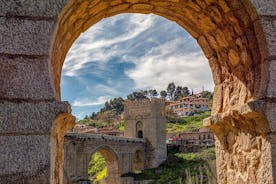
xmin=166 ymin=111 xmax=211 ymax=133
xmin=124 ymin=147 xmax=216 ymax=184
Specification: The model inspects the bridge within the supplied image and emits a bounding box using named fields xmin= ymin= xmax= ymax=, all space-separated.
xmin=63 ymin=133 xmax=146 ymax=184
xmin=63 ymin=99 xmax=167 ymax=184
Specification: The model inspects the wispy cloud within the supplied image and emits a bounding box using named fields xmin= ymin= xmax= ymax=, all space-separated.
xmin=63 ymin=14 xmax=157 ymax=77
xmin=72 ymin=96 xmax=110 ymax=107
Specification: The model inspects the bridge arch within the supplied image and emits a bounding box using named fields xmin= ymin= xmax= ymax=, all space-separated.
xmin=88 ymin=145 xmax=121 ymax=184
xmin=132 ymin=149 xmax=145 ymax=172
xmin=47 ymin=1 xmax=273 ymax=183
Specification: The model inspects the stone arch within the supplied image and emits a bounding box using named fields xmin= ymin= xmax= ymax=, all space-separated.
xmin=88 ymin=146 xmax=121 ymax=184
xmin=0 ymin=1 xmax=274 ymax=184
xmin=47 ymin=0 xmax=274 ymax=183
xmin=132 ymin=149 xmax=145 ymax=172
xmin=51 ymin=113 xmax=75 ymax=184
xmin=50 ymin=0 xmax=269 ymax=104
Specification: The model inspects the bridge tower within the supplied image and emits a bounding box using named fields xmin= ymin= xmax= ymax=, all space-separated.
xmin=124 ymin=99 xmax=167 ymax=168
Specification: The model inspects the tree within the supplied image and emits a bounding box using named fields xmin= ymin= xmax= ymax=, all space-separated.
xmin=160 ymin=90 xmax=167 ymax=99
xmin=167 ymin=82 xmax=176 ymax=100
xmin=174 ymin=86 xmax=183 ymax=100
xmin=127 ymin=90 xmax=148 ymax=100
xmin=100 ymin=97 xmax=124 ymax=115
xmin=90 ymin=112 xmax=97 ymax=120
xmin=147 ymin=89 xmax=158 ymax=99
xmin=181 ymin=87 xmax=190 ymax=97
xmin=201 ymin=91 xmax=213 ymax=100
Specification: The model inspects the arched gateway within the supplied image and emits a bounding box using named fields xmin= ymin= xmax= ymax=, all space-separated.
xmin=0 ymin=1 xmax=275 ymax=184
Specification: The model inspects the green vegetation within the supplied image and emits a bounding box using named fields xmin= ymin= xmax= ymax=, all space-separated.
xmin=166 ymin=111 xmax=211 ymax=133
xmin=123 ymin=148 xmax=216 ymax=184
xmin=78 ymin=82 xmax=213 ymax=125
xmin=88 ymin=152 xmax=107 ymax=183
xmin=118 ymin=121 xmax=125 ymax=131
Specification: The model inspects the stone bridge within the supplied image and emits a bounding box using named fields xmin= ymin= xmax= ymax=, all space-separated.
xmin=63 ymin=133 xmax=146 ymax=184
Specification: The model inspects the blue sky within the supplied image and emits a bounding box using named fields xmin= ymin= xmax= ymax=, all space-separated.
xmin=61 ymin=13 xmax=214 ymax=120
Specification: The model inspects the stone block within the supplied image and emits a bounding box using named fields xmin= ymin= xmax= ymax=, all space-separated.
xmin=0 ymin=0 xmax=67 ymax=17
xmin=0 ymin=56 xmax=56 ymax=99
xmin=0 ymin=17 xmax=55 ymax=55
xmin=268 ymin=60 xmax=276 ymax=97
xmin=250 ymin=0 xmax=276 ymax=16
xmin=0 ymin=135 xmax=50 ymax=176
xmin=0 ymin=101 xmax=71 ymax=134
xmin=259 ymin=17 xmax=276 ymax=58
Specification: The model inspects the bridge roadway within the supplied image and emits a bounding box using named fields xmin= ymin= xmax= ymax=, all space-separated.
xmin=63 ymin=133 xmax=146 ymax=184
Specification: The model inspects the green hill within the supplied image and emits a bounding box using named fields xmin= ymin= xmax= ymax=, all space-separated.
xmin=166 ymin=111 xmax=211 ymax=133
xmin=123 ymin=147 xmax=216 ymax=184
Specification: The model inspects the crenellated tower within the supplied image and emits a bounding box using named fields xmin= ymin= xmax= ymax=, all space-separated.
xmin=124 ymin=99 xmax=167 ymax=168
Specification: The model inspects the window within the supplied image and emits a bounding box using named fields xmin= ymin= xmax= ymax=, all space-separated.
xmin=137 ymin=130 xmax=143 ymax=138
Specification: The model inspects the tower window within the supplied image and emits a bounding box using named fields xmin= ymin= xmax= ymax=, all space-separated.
xmin=137 ymin=130 xmax=143 ymax=138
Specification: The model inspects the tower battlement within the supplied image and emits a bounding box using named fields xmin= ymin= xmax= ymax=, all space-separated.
xmin=124 ymin=98 xmax=165 ymax=107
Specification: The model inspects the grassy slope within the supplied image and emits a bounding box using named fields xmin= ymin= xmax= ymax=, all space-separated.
xmin=123 ymin=148 xmax=216 ymax=184
xmin=166 ymin=111 xmax=211 ymax=133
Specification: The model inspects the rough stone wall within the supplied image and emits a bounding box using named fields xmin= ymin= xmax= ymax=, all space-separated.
xmin=0 ymin=0 xmax=275 ymax=184
xmin=63 ymin=133 xmax=145 ymax=184
xmin=124 ymin=99 xmax=167 ymax=168
xmin=0 ymin=1 xmax=75 ymax=184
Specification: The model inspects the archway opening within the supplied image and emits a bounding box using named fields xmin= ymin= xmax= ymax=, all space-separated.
xmin=88 ymin=151 xmax=107 ymax=183
xmin=60 ymin=12 xmax=216 ymax=183
xmin=88 ymin=148 xmax=120 ymax=184
xmin=62 ymin=14 xmax=216 ymax=183
xmin=133 ymin=150 xmax=144 ymax=172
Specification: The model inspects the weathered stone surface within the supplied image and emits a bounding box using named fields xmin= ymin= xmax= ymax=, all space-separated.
xmin=205 ymin=107 xmax=273 ymax=184
xmin=51 ymin=113 xmax=75 ymax=184
xmin=0 ymin=17 xmax=55 ymax=55
xmin=259 ymin=17 xmax=276 ymax=58
xmin=0 ymin=0 xmax=68 ymax=17
xmin=264 ymin=101 xmax=276 ymax=132
xmin=268 ymin=60 xmax=276 ymax=97
xmin=250 ymin=0 xmax=276 ymax=16
xmin=0 ymin=135 xmax=50 ymax=176
xmin=0 ymin=56 xmax=55 ymax=99
xmin=0 ymin=101 xmax=70 ymax=134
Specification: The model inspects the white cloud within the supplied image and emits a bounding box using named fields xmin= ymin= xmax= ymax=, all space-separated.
xmin=125 ymin=38 xmax=214 ymax=93
xmin=72 ymin=96 xmax=110 ymax=107
xmin=62 ymin=14 xmax=157 ymax=77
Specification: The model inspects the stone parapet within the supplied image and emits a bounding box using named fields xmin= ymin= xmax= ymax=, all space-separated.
xmin=124 ymin=98 xmax=165 ymax=107
xmin=65 ymin=133 xmax=145 ymax=143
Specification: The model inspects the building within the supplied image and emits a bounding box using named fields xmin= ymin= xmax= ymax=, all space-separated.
xmin=124 ymin=99 xmax=167 ymax=168
xmin=167 ymin=94 xmax=209 ymax=116
xmin=167 ymin=128 xmax=215 ymax=153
